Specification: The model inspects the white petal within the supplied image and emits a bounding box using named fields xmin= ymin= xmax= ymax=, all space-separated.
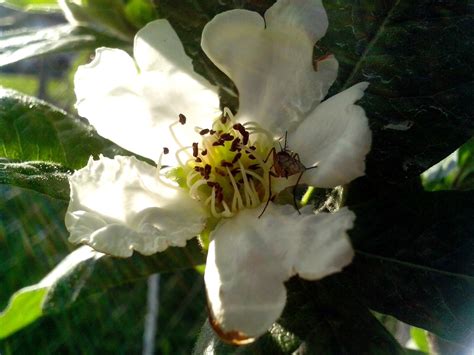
xmin=66 ymin=155 xmax=206 ymax=257
xmin=289 ymin=82 xmax=372 ymax=188
xmin=264 ymin=0 xmax=328 ymax=43
xmin=134 ymin=19 xmax=200 ymax=78
xmin=293 ymin=207 xmax=355 ymax=279
xmin=75 ymin=24 xmax=220 ymax=164
xmin=205 ymin=203 xmax=355 ymax=340
xmin=201 ymin=1 xmax=337 ymax=136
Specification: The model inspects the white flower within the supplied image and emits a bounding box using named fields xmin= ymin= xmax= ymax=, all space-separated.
xmin=66 ymin=0 xmax=371 ymax=344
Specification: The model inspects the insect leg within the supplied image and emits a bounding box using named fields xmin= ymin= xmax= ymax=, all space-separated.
xmin=292 ymin=170 xmax=305 ymax=215
xmin=258 ymin=171 xmax=276 ymax=218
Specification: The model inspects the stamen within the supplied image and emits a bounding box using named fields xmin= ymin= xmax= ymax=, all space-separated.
xmin=221 ymin=200 xmax=232 ymax=217
xmin=163 ymin=147 xmax=169 ymax=155
xmin=189 ymin=178 xmax=208 ymax=197
xmin=238 ymin=161 xmax=252 ymax=207
xmin=223 ymin=107 xmax=234 ymax=119
xmin=153 ymin=153 xmax=180 ymax=190
xmin=200 ymin=128 xmax=210 ymax=135
xmin=225 ymin=166 xmax=244 ymax=211
xmin=169 ymin=121 xmax=188 ymax=151
xmin=192 ymin=142 xmax=199 ymax=157
xmin=210 ymin=187 xmax=218 ymax=217
xmin=179 ymin=113 xmax=187 ymax=125
xmin=175 ymin=145 xmax=193 ymax=166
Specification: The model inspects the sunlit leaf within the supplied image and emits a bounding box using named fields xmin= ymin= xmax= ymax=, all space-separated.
xmin=0 ymin=0 xmax=59 ymax=12
xmin=0 ymin=88 xmax=140 ymax=169
xmin=0 ymin=25 xmax=127 ymax=67
xmin=124 ymin=0 xmax=157 ymax=29
xmin=0 ymin=246 xmax=100 ymax=339
xmin=0 ymin=287 xmax=47 ymax=339
xmin=0 ymin=159 xmax=71 ymax=200
xmin=410 ymin=327 xmax=429 ymax=353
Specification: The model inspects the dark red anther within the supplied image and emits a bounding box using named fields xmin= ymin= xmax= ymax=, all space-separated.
xmin=249 ymin=146 xmax=256 ymax=151
xmin=192 ymin=142 xmax=199 ymax=157
xmin=207 ymin=181 xmax=218 ymax=188
xmin=242 ymin=132 xmax=249 ymax=145
xmin=210 ymin=130 xmax=216 ymax=135
xmin=215 ymin=167 xmax=227 ymax=176
xmin=221 ymin=161 xmax=233 ymax=168
xmin=248 ymin=164 xmax=260 ymax=170
xmin=195 ymin=157 xmax=202 ymax=163
xmin=230 ymin=138 xmax=241 ymax=152
xmin=220 ymin=115 xmax=228 ymax=124
xmin=248 ymin=154 xmax=256 ymax=160
xmin=233 ymin=123 xmax=247 ymax=135
xmin=212 ymin=140 xmax=225 ymax=147
xmin=163 ymin=147 xmax=169 ymax=154
xmin=232 ymin=152 xmax=242 ymax=164
xmin=220 ymin=133 xmax=234 ymax=141
xmin=178 ymin=113 xmax=187 ymax=125
xmin=204 ymin=164 xmax=211 ymax=179
xmin=194 ymin=166 xmax=201 ymax=172
xmin=201 ymin=149 xmax=208 ymax=156
xmin=199 ymin=129 xmax=210 ymax=135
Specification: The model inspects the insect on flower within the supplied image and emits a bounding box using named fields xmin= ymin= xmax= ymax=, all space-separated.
xmin=259 ymin=133 xmax=318 ymax=218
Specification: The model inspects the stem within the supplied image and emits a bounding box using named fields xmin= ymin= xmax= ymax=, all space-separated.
xmin=142 ymin=274 xmax=160 ymax=355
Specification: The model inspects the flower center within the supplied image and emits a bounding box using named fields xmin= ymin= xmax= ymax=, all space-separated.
xmin=167 ymin=109 xmax=274 ymax=218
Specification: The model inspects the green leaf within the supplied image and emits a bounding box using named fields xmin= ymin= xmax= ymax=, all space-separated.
xmin=0 ymin=239 xmax=205 ymax=338
xmin=319 ymin=0 xmax=474 ymax=181
xmin=0 ymin=88 xmax=139 ymax=169
xmin=454 ymin=138 xmax=474 ymax=190
xmin=194 ymin=321 xmax=301 ymax=355
xmin=193 ymin=278 xmax=404 ymax=354
xmin=344 ymin=187 xmax=474 ymax=347
xmin=43 ymin=239 xmax=205 ymax=313
xmin=0 ymin=245 xmax=98 ymax=339
xmin=0 ymin=159 xmax=71 ymax=200
xmin=0 ymin=25 xmax=128 ymax=67
xmin=0 ymin=287 xmax=48 ymax=339
xmin=60 ymin=0 xmax=138 ymax=40
xmin=410 ymin=327 xmax=429 ymax=353
xmin=124 ymin=0 xmax=158 ymax=29
xmin=0 ymin=0 xmax=59 ymax=12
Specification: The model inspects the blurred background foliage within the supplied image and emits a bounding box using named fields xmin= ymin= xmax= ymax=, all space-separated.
xmin=0 ymin=0 xmax=473 ymax=354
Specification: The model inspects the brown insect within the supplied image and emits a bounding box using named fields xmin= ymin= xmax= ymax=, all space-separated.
xmin=259 ymin=133 xmax=317 ymax=218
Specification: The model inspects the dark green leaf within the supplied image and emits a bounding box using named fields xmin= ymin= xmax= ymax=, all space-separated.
xmin=1 ymin=227 xmax=205 ymax=337
xmin=0 ymin=159 xmax=71 ymax=200
xmin=0 ymin=88 xmax=141 ymax=169
xmin=320 ymin=0 xmax=474 ymax=181
xmin=0 ymin=25 xmax=128 ymax=67
xmin=43 ymin=238 xmax=206 ymax=314
xmin=344 ymin=187 xmax=474 ymax=346
xmin=193 ymin=277 xmax=403 ymax=354
xmin=193 ymin=321 xmax=300 ymax=355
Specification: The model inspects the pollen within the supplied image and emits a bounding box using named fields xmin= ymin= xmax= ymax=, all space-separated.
xmin=178 ymin=109 xmax=274 ymax=218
